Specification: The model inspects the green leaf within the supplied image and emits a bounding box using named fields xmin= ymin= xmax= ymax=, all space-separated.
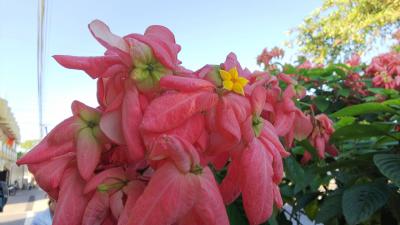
xmin=368 ymin=88 xmax=387 ymax=95
xmin=374 ymin=134 xmax=400 ymax=147
xmin=293 ymin=192 xmax=319 ymax=213
xmin=338 ymin=88 xmax=350 ymax=97
xmin=331 ymin=124 xmax=392 ymax=142
xmin=382 ymin=98 xmax=400 ymax=107
xmin=284 ymin=156 xmax=307 ymax=194
xmin=342 ymin=182 xmax=389 ymax=225
xmin=283 ymin=64 xmax=297 ymax=74
xmin=298 ymin=140 xmax=318 ymax=160
xmin=334 ymin=116 xmax=355 ymax=129
xmin=227 ymin=201 xmax=248 ymax=225
xmin=314 ymin=96 xmax=330 ymax=112
xmin=373 ymin=154 xmax=400 ymax=187
xmin=316 ymin=193 xmax=342 ymax=223
xmin=331 ymin=102 xmax=396 ymax=117
xmin=304 ymin=68 xmax=326 ymax=77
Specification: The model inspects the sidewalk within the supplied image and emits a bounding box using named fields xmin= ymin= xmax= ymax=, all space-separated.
xmin=0 ymin=188 xmax=48 ymax=225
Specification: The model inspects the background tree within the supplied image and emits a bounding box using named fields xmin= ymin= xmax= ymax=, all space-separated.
xmin=293 ymin=0 xmax=400 ymax=63
xmin=19 ymin=139 xmax=39 ymax=150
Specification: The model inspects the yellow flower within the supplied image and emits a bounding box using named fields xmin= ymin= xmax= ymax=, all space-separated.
xmin=219 ymin=67 xmax=249 ymax=95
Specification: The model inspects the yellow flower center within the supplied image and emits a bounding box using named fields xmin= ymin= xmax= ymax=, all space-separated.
xmin=219 ymin=67 xmax=249 ymax=95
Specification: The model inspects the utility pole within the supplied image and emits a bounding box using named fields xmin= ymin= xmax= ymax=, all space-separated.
xmin=37 ymin=0 xmax=47 ymax=138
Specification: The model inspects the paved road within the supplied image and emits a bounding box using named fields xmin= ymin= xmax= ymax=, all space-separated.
xmin=0 ymin=188 xmax=48 ymax=225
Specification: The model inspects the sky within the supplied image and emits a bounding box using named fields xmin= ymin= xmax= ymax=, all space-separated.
xmin=0 ymin=0 xmax=326 ymax=142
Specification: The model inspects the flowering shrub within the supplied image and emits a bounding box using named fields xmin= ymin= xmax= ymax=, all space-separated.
xmin=256 ymin=39 xmax=400 ymax=224
xmin=18 ymin=20 xmax=400 ymax=225
xmin=17 ymin=20 xmax=338 ymax=225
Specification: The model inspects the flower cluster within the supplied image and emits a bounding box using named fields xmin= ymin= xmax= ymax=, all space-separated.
xmin=366 ymin=52 xmax=400 ymax=90
xmin=343 ymin=54 xmax=368 ymax=96
xmin=343 ymin=73 xmax=368 ymax=96
xmin=256 ymin=47 xmax=284 ymax=71
xmin=17 ymin=20 xmax=336 ymax=225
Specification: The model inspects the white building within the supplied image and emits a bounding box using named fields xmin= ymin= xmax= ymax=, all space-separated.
xmin=0 ymin=98 xmax=22 ymax=186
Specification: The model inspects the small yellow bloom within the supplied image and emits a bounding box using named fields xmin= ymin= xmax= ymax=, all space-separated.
xmin=219 ymin=67 xmax=249 ymax=95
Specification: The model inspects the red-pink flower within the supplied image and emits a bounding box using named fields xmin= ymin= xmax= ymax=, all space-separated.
xmin=54 ymin=20 xmax=189 ymax=162
xmin=257 ymin=47 xmax=284 ymax=70
xmin=17 ymin=21 xmax=312 ymax=225
xmin=302 ymin=114 xmax=338 ymax=163
xmin=366 ymin=52 xmax=400 ymax=90
xmin=344 ymin=73 xmax=368 ymax=96
xmin=124 ymin=135 xmax=229 ymax=225
xmin=346 ymin=53 xmax=361 ymax=67
xmin=18 ymin=101 xmax=107 ymax=180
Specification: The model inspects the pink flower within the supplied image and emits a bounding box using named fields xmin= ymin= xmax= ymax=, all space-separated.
xmin=393 ymin=29 xmax=400 ymax=42
xmin=344 ymin=73 xmax=368 ymax=96
xmin=124 ymin=135 xmax=229 ymax=225
xmin=366 ymin=52 xmax=400 ymax=90
xmin=54 ymin=20 xmax=188 ymax=162
xmin=257 ymin=47 xmax=284 ymax=70
xmin=17 ymin=21 xmax=303 ymax=225
xmin=303 ymin=114 xmax=338 ymax=163
xmin=346 ymin=53 xmax=361 ymax=67
xmin=18 ymin=101 xmax=108 ymax=180
xmin=297 ymin=60 xmax=313 ymax=69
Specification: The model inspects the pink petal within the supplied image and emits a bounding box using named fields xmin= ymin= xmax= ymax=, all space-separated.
xmin=84 ymin=167 xmax=126 ymax=194
xmin=125 ymin=33 xmax=177 ymax=70
xmin=192 ymin=167 xmax=229 ymax=225
xmin=109 ymin=191 xmax=124 ymax=220
xmin=150 ymin=135 xmax=201 ymax=173
xmin=99 ymin=109 xmax=125 ymax=144
xmin=251 ymin=85 xmax=267 ymax=116
xmin=260 ymin=138 xmax=284 ymax=184
xmin=101 ymin=216 xmax=117 ymax=225
xmin=179 ymin=167 xmax=229 ymax=225
xmin=17 ymin=140 xmax=74 ymax=165
xmin=141 ymin=91 xmax=218 ymax=132
xmin=71 ymin=100 xmax=100 ymax=120
xmin=145 ymin=25 xmax=176 ymax=46
xmin=301 ymin=151 xmax=312 ymax=164
xmin=97 ymin=78 xmax=124 ymax=110
xmin=53 ymin=168 xmax=90 ymax=225
xmin=53 ymin=55 xmax=126 ymax=79
xmin=47 ymin=116 xmax=81 ymax=145
xmin=224 ymin=93 xmax=251 ymax=123
xmin=278 ymin=73 xmax=296 ymax=85
xmin=216 ymin=98 xmax=241 ymax=143
xmin=240 ymin=139 xmax=274 ymax=225
xmin=142 ymin=113 xmax=205 ymax=149
xmin=89 ymin=20 xmax=129 ymax=53
xmin=76 ymin=128 xmax=102 ymax=180
xmin=273 ymin=184 xmax=283 ymax=208
xmin=326 ymin=145 xmax=339 ymax=157
xmin=241 ymin=116 xmax=254 ymax=144
xmin=160 ymin=75 xmax=214 ymax=92
xmin=117 ymin=180 xmax=146 ymax=225
xmin=274 ymin=110 xmax=295 ymax=136
xmin=149 ymin=136 xmax=192 ymax=173
xmin=293 ymin=112 xmax=313 ymax=141
xmin=126 ymin=163 xmax=198 ymax=225
xmin=261 ymin=122 xmax=290 ymax=157
xmin=122 ymin=87 xmax=145 ymax=162
xmin=219 ymin=155 xmax=242 ymax=204
xmin=210 ymin=151 xmax=230 ymax=171
xmin=28 ymin=153 xmax=74 ymax=191
xmin=315 ymin=136 xmax=326 ymax=158
xmin=82 ymin=192 xmax=110 ymax=225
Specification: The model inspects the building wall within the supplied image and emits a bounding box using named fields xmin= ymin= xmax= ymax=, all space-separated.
xmin=0 ymin=98 xmax=21 ymax=186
